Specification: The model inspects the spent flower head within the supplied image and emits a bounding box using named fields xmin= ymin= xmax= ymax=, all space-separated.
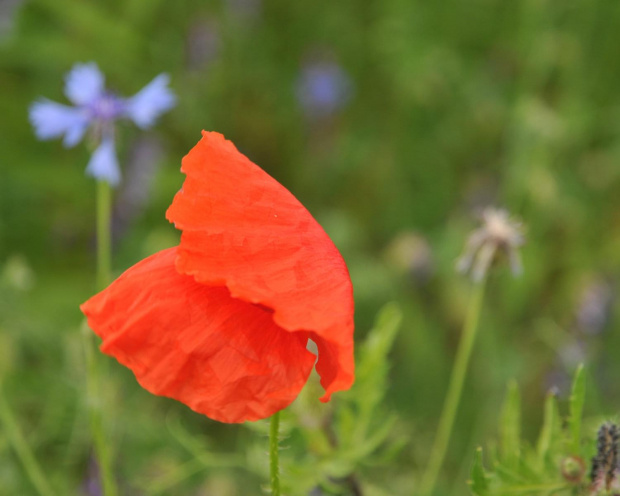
xmin=29 ymin=62 xmax=176 ymax=186
xmin=590 ymin=422 xmax=620 ymax=495
xmin=456 ymin=207 xmax=525 ymax=282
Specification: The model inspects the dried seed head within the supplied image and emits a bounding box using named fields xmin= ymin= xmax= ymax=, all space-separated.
xmin=456 ymin=207 xmax=525 ymax=282
xmin=590 ymin=422 xmax=620 ymax=493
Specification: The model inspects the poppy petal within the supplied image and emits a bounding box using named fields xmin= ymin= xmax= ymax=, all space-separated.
xmin=80 ymin=247 xmax=317 ymax=423
xmin=166 ymin=131 xmax=354 ymax=401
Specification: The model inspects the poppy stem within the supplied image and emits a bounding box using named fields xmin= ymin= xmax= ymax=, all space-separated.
xmin=419 ymin=276 xmax=488 ymax=496
xmin=86 ymin=179 xmax=118 ymax=496
xmin=269 ymin=411 xmax=281 ymax=496
xmin=0 ymin=382 xmax=56 ymax=496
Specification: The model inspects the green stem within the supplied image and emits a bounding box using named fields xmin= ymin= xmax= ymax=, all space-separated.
xmin=87 ymin=179 xmax=117 ymax=496
xmin=96 ymin=179 xmax=112 ymax=291
xmin=83 ymin=322 xmax=116 ymax=496
xmin=0 ymin=382 xmax=56 ymax=496
xmin=269 ymin=411 xmax=281 ymax=496
xmin=420 ymin=277 xmax=488 ymax=496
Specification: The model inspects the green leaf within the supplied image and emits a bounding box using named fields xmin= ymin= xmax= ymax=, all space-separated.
xmin=499 ymin=381 xmax=521 ymax=471
xmin=536 ymin=391 xmax=560 ymax=469
xmin=350 ymin=302 xmax=403 ymax=438
xmin=468 ymin=447 xmax=489 ymax=495
xmin=568 ymin=364 xmax=585 ymax=454
xmin=356 ymin=302 xmax=403 ymax=384
xmin=342 ymin=414 xmax=398 ymax=462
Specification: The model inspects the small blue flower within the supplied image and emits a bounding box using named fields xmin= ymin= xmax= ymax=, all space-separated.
xmin=29 ymin=62 xmax=176 ymax=186
xmin=296 ymin=59 xmax=352 ymax=119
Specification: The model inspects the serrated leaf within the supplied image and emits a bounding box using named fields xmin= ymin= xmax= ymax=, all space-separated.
xmin=492 ymin=463 xmax=528 ymax=485
xmin=536 ymin=391 xmax=560 ymax=469
xmin=337 ymin=404 xmax=357 ymax=441
xmin=499 ymin=381 xmax=521 ymax=471
xmin=516 ymin=448 xmax=546 ymax=482
xmin=568 ymin=364 xmax=585 ymax=454
xmin=469 ymin=447 xmax=489 ymax=495
xmin=323 ymin=458 xmax=356 ymax=479
xmin=343 ymin=414 xmax=398 ymax=462
xmin=356 ymin=302 xmax=403 ymax=383
xmin=349 ymin=302 xmax=402 ymax=439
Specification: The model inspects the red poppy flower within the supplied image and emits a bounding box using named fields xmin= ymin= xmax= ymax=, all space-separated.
xmin=80 ymin=131 xmax=354 ymax=423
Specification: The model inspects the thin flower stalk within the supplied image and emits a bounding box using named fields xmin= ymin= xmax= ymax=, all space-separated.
xmin=96 ymin=179 xmax=112 ymax=290
xmin=29 ymin=63 xmax=175 ymax=496
xmin=85 ymin=175 xmax=116 ymax=494
xmin=83 ymin=152 xmax=116 ymax=496
xmin=422 ymin=207 xmax=525 ymax=495
xmin=83 ymin=320 xmax=116 ymax=496
xmin=77 ymin=177 xmax=117 ymax=496
xmin=420 ymin=276 xmax=487 ymax=496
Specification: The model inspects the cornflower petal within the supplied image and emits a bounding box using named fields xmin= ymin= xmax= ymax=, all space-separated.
xmin=85 ymin=135 xmax=121 ymax=186
xmin=81 ymin=247 xmax=318 ymax=423
xmin=29 ymin=99 xmax=89 ymax=147
xmin=124 ymin=74 xmax=176 ymax=129
xmin=166 ymin=131 xmax=355 ymax=403
xmin=64 ymin=62 xmax=105 ymax=106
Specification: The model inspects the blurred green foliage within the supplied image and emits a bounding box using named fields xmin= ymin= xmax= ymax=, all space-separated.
xmin=2 ymin=0 xmax=620 ymax=494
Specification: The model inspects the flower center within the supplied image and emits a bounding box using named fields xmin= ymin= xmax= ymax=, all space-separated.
xmin=89 ymin=93 xmax=124 ymax=122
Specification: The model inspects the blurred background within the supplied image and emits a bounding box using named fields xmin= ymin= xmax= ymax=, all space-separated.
xmin=2 ymin=0 xmax=620 ymax=494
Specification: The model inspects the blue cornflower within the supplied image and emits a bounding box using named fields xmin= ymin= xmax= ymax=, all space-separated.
xmin=296 ymin=59 xmax=352 ymax=119
xmin=29 ymin=62 xmax=176 ymax=186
